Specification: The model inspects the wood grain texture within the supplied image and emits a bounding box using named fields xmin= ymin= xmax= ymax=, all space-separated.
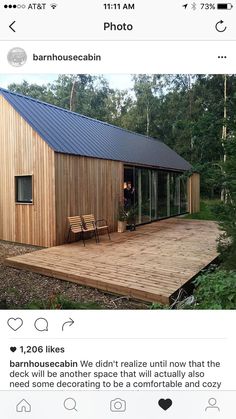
xmin=0 ymin=95 xmax=56 ymax=247
xmin=55 ymin=153 xmax=123 ymax=245
xmin=6 ymin=219 xmax=219 ymax=304
xmin=188 ymin=173 xmax=200 ymax=214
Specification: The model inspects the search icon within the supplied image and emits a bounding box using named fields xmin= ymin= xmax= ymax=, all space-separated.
xmin=34 ymin=318 xmax=49 ymax=332
xmin=64 ymin=398 xmax=78 ymax=412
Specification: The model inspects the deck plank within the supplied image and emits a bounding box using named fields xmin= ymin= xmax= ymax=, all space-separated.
xmin=5 ymin=218 xmax=219 ymax=304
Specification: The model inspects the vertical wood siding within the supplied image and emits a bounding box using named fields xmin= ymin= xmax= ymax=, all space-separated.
xmin=188 ymin=173 xmax=200 ymax=213
xmin=55 ymin=153 xmax=123 ymax=245
xmin=0 ymin=95 xmax=56 ymax=247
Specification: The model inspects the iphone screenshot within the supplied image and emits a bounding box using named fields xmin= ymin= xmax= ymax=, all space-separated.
xmin=0 ymin=0 xmax=235 ymax=418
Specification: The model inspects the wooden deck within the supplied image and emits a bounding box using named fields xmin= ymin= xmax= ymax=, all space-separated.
xmin=5 ymin=219 xmax=219 ymax=304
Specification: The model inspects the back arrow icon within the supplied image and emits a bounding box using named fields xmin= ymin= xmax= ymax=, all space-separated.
xmin=9 ymin=21 xmax=16 ymax=32
xmin=215 ymin=20 xmax=227 ymax=33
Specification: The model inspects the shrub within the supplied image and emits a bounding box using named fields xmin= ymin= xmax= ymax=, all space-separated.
xmin=211 ymin=201 xmax=236 ymax=269
xmin=193 ymin=270 xmax=236 ymax=309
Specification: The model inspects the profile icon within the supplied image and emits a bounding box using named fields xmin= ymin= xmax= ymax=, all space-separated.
xmin=7 ymin=47 xmax=27 ymax=67
xmin=205 ymin=398 xmax=220 ymax=412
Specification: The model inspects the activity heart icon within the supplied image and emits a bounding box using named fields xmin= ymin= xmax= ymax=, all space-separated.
xmin=7 ymin=317 xmax=23 ymax=331
xmin=158 ymin=398 xmax=173 ymax=411
xmin=10 ymin=347 xmax=17 ymax=352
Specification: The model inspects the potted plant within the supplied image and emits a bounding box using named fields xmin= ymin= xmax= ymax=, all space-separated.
xmin=126 ymin=203 xmax=138 ymax=231
xmin=117 ymin=202 xmax=128 ymax=233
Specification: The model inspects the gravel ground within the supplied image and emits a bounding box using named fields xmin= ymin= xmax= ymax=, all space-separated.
xmin=0 ymin=240 xmax=149 ymax=310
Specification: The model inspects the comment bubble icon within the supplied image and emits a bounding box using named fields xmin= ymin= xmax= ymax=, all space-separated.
xmin=34 ymin=318 xmax=49 ymax=332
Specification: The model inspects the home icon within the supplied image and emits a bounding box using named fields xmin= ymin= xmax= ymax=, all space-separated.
xmin=16 ymin=399 xmax=31 ymax=413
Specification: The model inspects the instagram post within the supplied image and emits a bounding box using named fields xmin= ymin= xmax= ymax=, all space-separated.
xmin=0 ymin=73 xmax=235 ymax=418
xmin=0 ymin=74 xmax=235 ymax=310
xmin=0 ymin=1 xmax=236 ymax=418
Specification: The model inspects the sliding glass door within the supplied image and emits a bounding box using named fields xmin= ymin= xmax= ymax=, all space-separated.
xmin=141 ymin=169 xmax=151 ymax=223
xmin=180 ymin=176 xmax=188 ymax=213
xmin=124 ymin=166 xmax=188 ymax=225
xmin=170 ymin=172 xmax=180 ymax=216
xmin=151 ymin=171 xmax=158 ymax=220
xmin=134 ymin=168 xmax=151 ymax=224
xmin=157 ymin=171 xmax=169 ymax=219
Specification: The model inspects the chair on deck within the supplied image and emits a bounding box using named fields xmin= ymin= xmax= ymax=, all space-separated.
xmin=81 ymin=214 xmax=99 ymax=244
xmin=82 ymin=214 xmax=111 ymax=243
xmin=66 ymin=216 xmax=85 ymax=246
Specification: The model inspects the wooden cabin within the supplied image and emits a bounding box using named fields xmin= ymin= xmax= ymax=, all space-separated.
xmin=0 ymin=88 xmax=200 ymax=247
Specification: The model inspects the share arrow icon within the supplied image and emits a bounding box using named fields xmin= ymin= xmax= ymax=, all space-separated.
xmin=62 ymin=318 xmax=75 ymax=331
xmin=182 ymin=3 xmax=188 ymax=8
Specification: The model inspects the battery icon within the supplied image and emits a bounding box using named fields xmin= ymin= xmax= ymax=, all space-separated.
xmin=217 ymin=3 xmax=233 ymax=9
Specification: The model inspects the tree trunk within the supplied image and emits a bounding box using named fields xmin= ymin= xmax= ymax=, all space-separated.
xmin=70 ymin=80 xmax=78 ymax=112
xmin=221 ymin=74 xmax=227 ymax=202
xmin=146 ymin=103 xmax=150 ymax=136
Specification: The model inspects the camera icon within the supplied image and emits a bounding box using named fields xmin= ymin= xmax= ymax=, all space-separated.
xmin=110 ymin=398 xmax=126 ymax=412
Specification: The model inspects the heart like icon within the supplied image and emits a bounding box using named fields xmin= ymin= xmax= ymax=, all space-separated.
xmin=158 ymin=399 xmax=173 ymax=411
xmin=10 ymin=347 xmax=17 ymax=352
xmin=7 ymin=317 xmax=23 ymax=331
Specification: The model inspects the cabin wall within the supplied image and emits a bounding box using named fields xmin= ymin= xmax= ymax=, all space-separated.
xmin=55 ymin=153 xmax=123 ymax=245
xmin=0 ymin=95 xmax=56 ymax=247
xmin=188 ymin=173 xmax=200 ymax=213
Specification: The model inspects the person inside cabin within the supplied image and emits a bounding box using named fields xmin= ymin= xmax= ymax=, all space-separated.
xmin=124 ymin=181 xmax=135 ymax=210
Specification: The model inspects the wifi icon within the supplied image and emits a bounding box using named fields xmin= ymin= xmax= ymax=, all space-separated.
xmin=50 ymin=3 xmax=57 ymax=9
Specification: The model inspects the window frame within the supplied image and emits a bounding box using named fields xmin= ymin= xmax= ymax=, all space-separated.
xmin=15 ymin=175 xmax=34 ymax=205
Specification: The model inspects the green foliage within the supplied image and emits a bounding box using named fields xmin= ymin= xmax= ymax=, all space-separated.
xmin=8 ymin=75 xmax=133 ymax=127
xmin=211 ymin=139 xmax=236 ymax=268
xmin=184 ymin=200 xmax=220 ymax=221
xmin=193 ymin=163 xmax=223 ymax=199
xmin=22 ymin=295 xmax=103 ymax=310
xmin=150 ymin=303 xmax=169 ymax=310
xmin=118 ymin=202 xmax=128 ymax=221
xmin=192 ymin=270 xmax=236 ymax=309
xmin=7 ymin=80 xmax=55 ymax=103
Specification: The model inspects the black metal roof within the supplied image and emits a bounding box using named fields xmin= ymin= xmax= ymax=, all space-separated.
xmin=0 ymin=87 xmax=192 ymax=171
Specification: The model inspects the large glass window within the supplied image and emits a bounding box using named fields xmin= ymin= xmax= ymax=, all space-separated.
xmin=157 ymin=171 xmax=169 ymax=218
xmin=151 ymin=171 xmax=158 ymax=220
xmin=124 ymin=166 xmax=188 ymax=225
xmin=15 ymin=176 xmax=33 ymax=203
xmin=133 ymin=168 xmax=151 ymax=224
xmin=180 ymin=175 xmax=188 ymax=213
xmin=170 ymin=173 xmax=180 ymax=216
xmin=141 ymin=169 xmax=151 ymax=223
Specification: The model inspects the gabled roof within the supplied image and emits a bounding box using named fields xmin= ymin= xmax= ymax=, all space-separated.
xmin=0 ymin=87 xmax=192 ymax=171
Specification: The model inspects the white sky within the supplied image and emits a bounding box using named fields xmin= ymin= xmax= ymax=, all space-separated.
xmin=0 ymin=74 xmax=133 ymax=91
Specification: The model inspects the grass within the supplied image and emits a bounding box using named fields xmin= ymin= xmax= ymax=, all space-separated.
xmin=21 ymin=295 xmax=104 ymax=310
xmin=24 ymin=301 xmax=103 ymax=309
xmin=184 ymin=199 xmax=220 ymax=221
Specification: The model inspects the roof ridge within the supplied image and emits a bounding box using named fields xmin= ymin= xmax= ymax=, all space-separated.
xmin=0 ymin=86 xmax=163 ymax=145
